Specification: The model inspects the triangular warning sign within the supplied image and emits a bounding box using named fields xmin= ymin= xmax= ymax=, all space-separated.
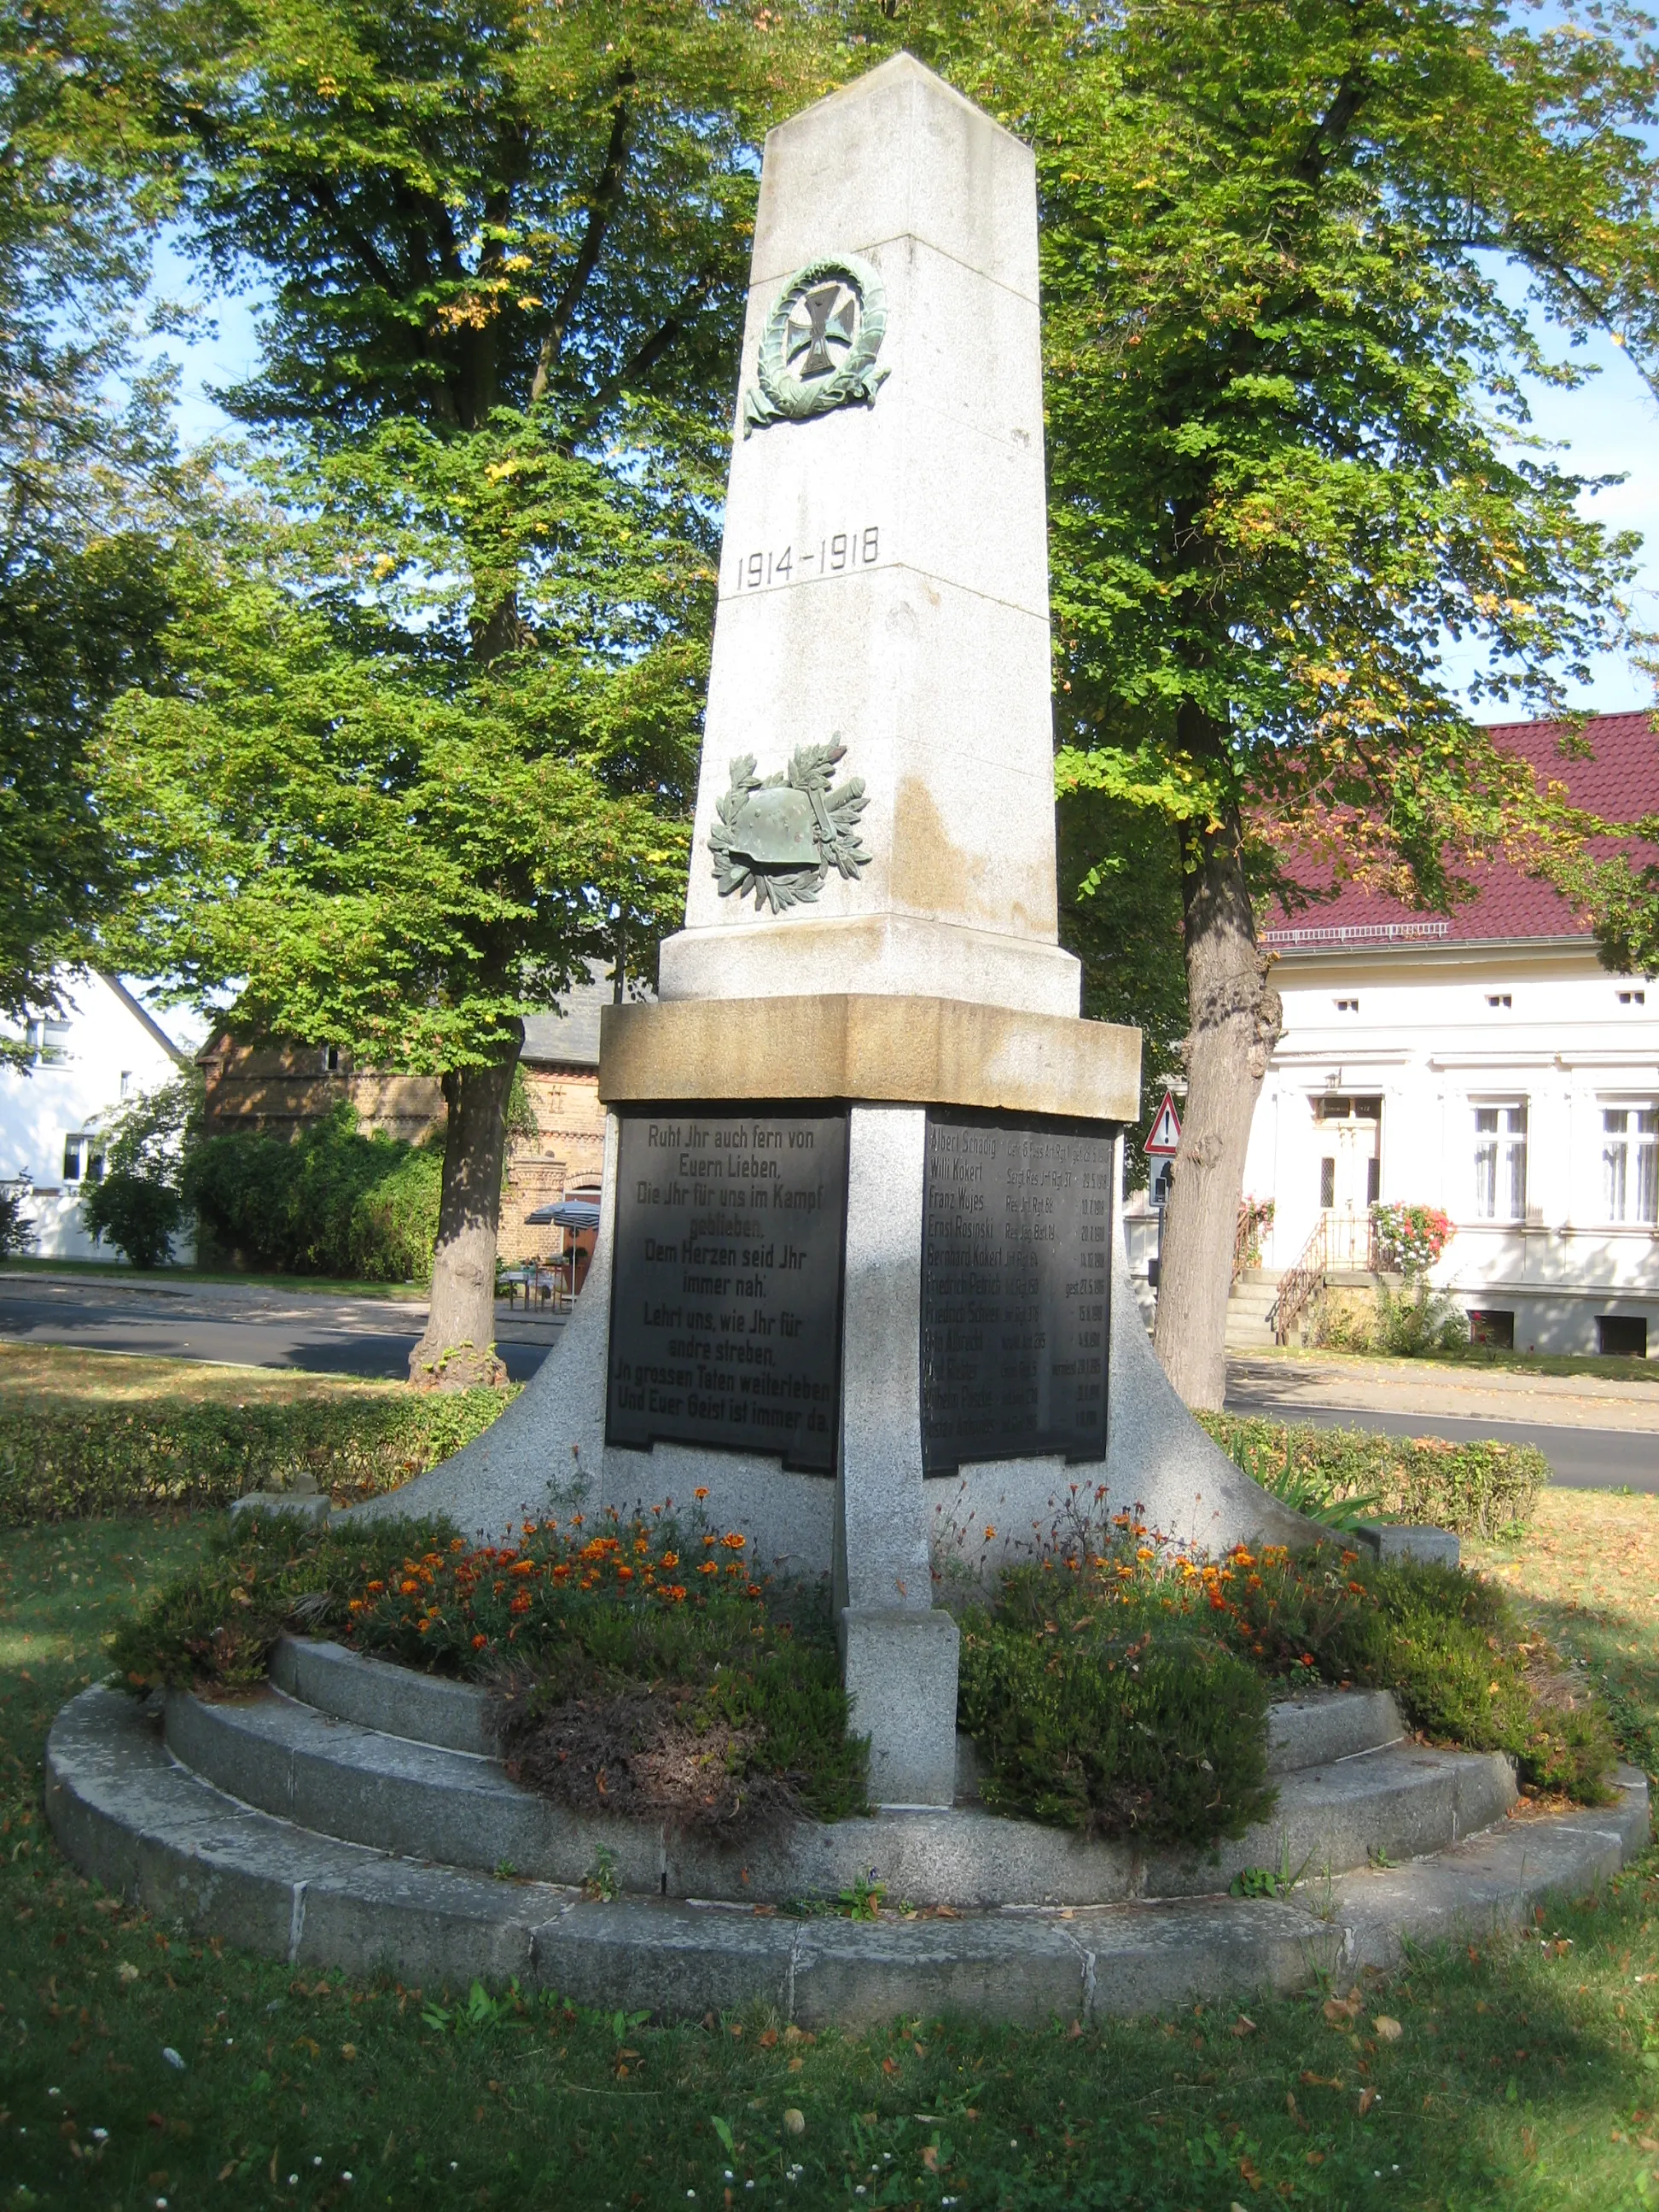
xmin=1144 ymin=1091 xmax=1182 ymax=1157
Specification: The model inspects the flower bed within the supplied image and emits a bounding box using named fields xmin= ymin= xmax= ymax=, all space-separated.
xmin=111 ymin=1499 xmax=865 ymax=1831
xmin=1197 ymin=1413 xmax=1546 ymax=1535
xmin=955 ymin=1508 xmax=1612 ymax=1847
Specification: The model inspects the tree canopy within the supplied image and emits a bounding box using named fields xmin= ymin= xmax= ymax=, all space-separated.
xmin=0 ymin=0 xmax=193 ymax=1041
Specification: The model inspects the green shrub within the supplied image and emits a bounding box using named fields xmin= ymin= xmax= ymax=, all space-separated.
xmin=1197 ymin=1413 xmax=1546 ymax=1535
xmin=81 ymin=1075 xmax=196 ymax=1266
xmin=112 ymin=1508 xmax=866 ymax=1830
xmin=0 ymin=1385 xmax=514 ymax=1523
xmin=1374 ymin=1276 xmax=1471 ymax=1355
xmin=958 ymin=1577 xmax=1274 ymax=1845
xmin=188 ymin=1102 xmax=443 ymax=1281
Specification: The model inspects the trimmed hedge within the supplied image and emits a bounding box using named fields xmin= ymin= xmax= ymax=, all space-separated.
xmin=0 ymin=1387 xmax=515 ymax=1523
xmin=1196 ymin=1412 xmax=1546 ymax=1536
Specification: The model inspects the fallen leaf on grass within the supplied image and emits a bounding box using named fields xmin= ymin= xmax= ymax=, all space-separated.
xmin=1231 ymin=2016 xmax=1258 ymax=2038
xmin=1373 ymin=2016 xmax=1403 ymax=2042
xmin=921 ymin=2146 xmax=940 ymax=2173
xmin=1358 ymin=2088 xmax=1377 ymax=2116
xmin=1323 ymin=1990 xmax=1364 ymax=2026
xmin=1285 ymin=2093 xmax=1309 ymax=2134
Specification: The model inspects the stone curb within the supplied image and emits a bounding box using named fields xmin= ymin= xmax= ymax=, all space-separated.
xmin=44 ymin=1688 xmax=1650 ymax=2023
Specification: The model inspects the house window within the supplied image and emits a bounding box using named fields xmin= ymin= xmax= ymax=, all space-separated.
xmin=1603 ymin=1106 xmax=1659 ymax=1225
xmin=325 ymin=1045 xmax=341 ymax=1072
xmin=1598 ymin=1314 xmax=1649 ymax=1359
xmin=61 ymin=1135 xmax=105 ymax=1185
xmin=1618 ymin=989 xmax=1647 ymax=1006
xmin=1473 ymin=1104 xmax=1527 ymax=1220
xmin=1470 ymin=1309 xmax=1516 ymax=1349
xmin=119 ymin=1070 xmax=133 ymax=1098
xmin=1334 ymin=998 xmax=1359 ymax=1013
xmin=1319 ymin=1156 xmax=1336 ymax=1208
xmin=26 ymin=1017 xmax=71 ymax=1064
xmin=1486 ymin=993 xmax=1512 ymax=1010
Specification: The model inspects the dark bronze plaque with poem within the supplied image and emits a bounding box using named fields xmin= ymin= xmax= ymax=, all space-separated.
xmin=607 ymin=1110 xmax=847 ymax=1473
xmin=920 ymin=1113 xmax=1113 ymax=1475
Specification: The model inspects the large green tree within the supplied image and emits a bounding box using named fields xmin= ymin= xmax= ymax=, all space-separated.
xmin=901 ymin=0 xmax=1658 ymax=1405
xmin=0 ymin=0 xmax=189 ymax=1044
xmin=99 ymin=0 xmax=825 ymax=1379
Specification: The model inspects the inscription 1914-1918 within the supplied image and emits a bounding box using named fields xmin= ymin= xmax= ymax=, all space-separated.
xmin=606 ymin=1111 xmax=848 ymax=1474
xmin=921 ymin=1113 xmax=1114 ymax=1476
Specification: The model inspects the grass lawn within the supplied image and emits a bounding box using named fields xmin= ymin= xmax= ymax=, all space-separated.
xmin=6 ymin=1501 xmax=1659 ymax=2207
xmin=0 ymin=1257 xmax=426 ymax=1301
xmin=0 ymin=1342 xmax=416 ymax=1410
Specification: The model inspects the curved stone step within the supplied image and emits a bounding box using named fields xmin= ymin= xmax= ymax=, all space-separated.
xmin=45 ymin=1686 xmax=1650 ymax=2026
xmin=162 ymin=1676 xmax=1510 ymax=1908
xmin=271 ymin=1633 xmax=1404 ymax=1778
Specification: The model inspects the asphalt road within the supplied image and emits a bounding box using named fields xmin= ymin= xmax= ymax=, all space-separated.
xmin=0 ymin=1281 xmax=558 ymax=1384
xmin=1222 ymin=1389 xmax=1659 ymax=1493
xmin=2 ymin=1276 xmax=1653 ymax=1491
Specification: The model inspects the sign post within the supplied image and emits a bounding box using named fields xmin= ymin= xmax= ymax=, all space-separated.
xmin=1144 ymin=1091 xmax=1182 ymax=1286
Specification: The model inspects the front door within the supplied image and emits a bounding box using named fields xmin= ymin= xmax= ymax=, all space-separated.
xmin=1317 ymin=1096 xmax=1381 ymax=1266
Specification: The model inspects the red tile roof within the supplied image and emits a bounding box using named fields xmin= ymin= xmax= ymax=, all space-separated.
xmin=1261 ymin=711 xmax=1659 ymax=948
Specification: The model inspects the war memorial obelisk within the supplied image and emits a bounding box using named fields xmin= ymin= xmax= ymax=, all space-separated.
xmin=376 ymin=53 xmax=1306 ymax=1803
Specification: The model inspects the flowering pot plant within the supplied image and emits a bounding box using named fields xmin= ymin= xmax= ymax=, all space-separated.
xmin=1371 ymin=1202 xmax=1453 ymax=1275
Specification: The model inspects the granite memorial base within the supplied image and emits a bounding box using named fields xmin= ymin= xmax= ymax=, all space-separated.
xmin=362 ymin=994 xmax=1308 ymax=1806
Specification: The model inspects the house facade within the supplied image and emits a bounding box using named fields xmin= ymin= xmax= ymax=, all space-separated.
xmin=198 ymin=969 xmax=616 ymax=1268
xmin=0 ymin=971 xmax=191 ymax=1260
xmin=1240 ymin=711 xmax=1659 ymax=1356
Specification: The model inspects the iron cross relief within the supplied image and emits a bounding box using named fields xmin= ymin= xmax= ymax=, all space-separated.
xmin=788 ymin=282 xmax=857 ymax=380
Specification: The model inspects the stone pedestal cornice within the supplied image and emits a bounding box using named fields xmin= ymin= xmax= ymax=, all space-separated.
xmin=597 ymin=993 xmax=1140 ymax=1123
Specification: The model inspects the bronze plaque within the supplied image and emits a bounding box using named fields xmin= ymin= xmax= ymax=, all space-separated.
xmin=606 ymin=1110 xmax=847 ymax=1473
xmin=921 ymin=1113 xmax=1113 ymax=1475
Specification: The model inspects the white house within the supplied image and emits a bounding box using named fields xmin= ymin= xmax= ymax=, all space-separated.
xmin=1237 ymin=711 xmax=1659 ymax=1357
xmin=0 ymin=970 xmax=192 ymax=1260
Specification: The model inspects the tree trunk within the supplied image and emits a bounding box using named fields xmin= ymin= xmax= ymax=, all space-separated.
xmin=1151 ymin=795 xmax=1282 ymax=1409
xmin=408 ymin=1037 xmax=521 ymax=1388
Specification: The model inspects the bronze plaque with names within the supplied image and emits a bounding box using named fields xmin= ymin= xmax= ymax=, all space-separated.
xmin=606 ymin=1109 xmax=847 ymax=1474
xmin=920 ymin=1113 xmax=1114 ymax=1475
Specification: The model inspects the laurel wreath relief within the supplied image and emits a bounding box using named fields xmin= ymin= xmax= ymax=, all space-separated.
xmin=708 ymin=741 xmax=872 ymax=914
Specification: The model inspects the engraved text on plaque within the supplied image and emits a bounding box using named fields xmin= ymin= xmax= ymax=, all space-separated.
xmin=920 ymin=1114 xmax=1113 ymax=1475
xmin=607 ymin=1110 xmax=848 ymax=1473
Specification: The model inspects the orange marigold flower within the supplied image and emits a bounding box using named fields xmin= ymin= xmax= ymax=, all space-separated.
xmin=660 ymin=1552 xmax=679 ymax=1569
xmin=699 ymin=1561 xmax=718 ymax=1576
xmin=347 ymin=1598 xmax=364 ymax=1614
xmin=399 ymin=1579 xmax=419 ymax=1596
xmin=449 ymin=1538 xmax=466 ymax=1552
xmin=509 ymin=1594 xmax=532 ymax=1615
xmin=984 ymin=1526 xmax=997 ymax=1542
xmin=746 ymin=1583 xmax=762 ymax=1598
xmin=1348 ymin=1580 xmax=1365 ymax=1595
xmin=551 ymin=1563 xmax=570 ymax=1580
xmin=616 ymin=1565 xmax=634 ymax=1582
xmin=471 ymin=1633 xmax=489 ymax=1650
xmin=721 ymin=1532 xmax=746 ymax=1551
xmin=702 ymin=1534 xmax=718 ymax=1548
xmin=418 ymin=1620 xmax=433 ymax=1635
xmin=695 ymin=1487 xmax=710 ymax=1499
xmin=366 ymin=1580 xmax=385 ymax=1593
xmin=1136 ymin=1546 xmax=1154 ymax=1562
xmin=509 ymin=1558 xmax=536 ymax=1577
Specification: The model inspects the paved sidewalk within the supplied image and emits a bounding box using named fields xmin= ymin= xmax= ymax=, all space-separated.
xmin=1227 ymin=1352 xmax=1659 ymax=1433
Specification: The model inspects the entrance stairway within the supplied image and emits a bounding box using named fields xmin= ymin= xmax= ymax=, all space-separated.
xmin=1225 ymin=1269 xmax=1284 ymax=1350
xmin=46 ymin=1636 xmax=1648 ymax=2025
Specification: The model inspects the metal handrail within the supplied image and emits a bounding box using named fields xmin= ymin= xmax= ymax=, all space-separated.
xmin=1267 ymin=1216 xmax=1328 ymax=1344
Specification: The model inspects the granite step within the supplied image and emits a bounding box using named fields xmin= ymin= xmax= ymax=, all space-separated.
xmin=163 ymin=1672 xmax=1505 ymax=1910
xmin=271 ymin=1634 xmax=1405 ymax=1778
xmin=45 ymin=1685 xmax=1650 ymax=2026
